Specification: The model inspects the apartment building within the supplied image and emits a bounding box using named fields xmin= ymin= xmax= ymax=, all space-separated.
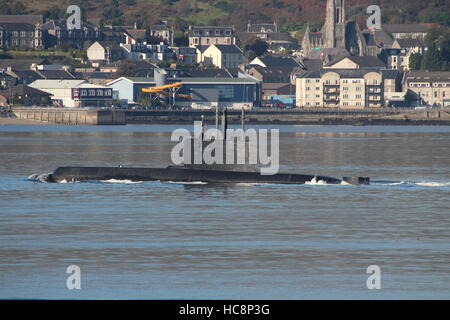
xmin=296 ymin=69 xmax=402 ymax=108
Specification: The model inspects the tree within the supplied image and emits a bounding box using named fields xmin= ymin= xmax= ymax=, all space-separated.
xmin=174 ymin=31 xmax=189 ymax=47
xmin=241 ymin=36 xmax=269 ymax=61
xmin=411 ymin=27 xmax=450 ymax=72
xmin=409 ymin=52 xmax=422 ymax=70
xmin=114 ymin=60 xmax=144 ymax=78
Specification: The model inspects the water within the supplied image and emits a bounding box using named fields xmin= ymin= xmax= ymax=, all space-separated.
xmin=0 ymin=124 xmax=450 ymax=300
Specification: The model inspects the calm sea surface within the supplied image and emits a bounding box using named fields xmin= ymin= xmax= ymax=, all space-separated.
xmin=0 ymin=124 xmax=450 ymax=299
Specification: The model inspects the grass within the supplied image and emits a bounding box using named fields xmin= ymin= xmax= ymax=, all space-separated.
xmin=1 ymin=50 xmax=72 ymax=58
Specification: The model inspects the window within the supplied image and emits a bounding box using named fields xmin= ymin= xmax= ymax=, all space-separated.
xmin=217 ymin=85 xmax=234 ymax=101
xmin=356 ymin=94 xmax=362 ymax=99
xmin=306 ymin=87 xmax=310 ymax=91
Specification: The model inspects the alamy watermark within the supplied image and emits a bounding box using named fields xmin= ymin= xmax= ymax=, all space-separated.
xmin=66 ymin=265 xmax=81 ymax=290
xmin=66 ymin=5 xmax=81 ymax=31
xmin=171 ymin=122 xmax=280 ymax=176
xmin=367 ymin=265 xmax=381 ymax=290
xmin=366 ymin=5 xmax=382 ymax=30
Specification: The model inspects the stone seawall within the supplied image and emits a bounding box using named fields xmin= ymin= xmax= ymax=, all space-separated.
xmin=10 ymin=108 xmax=450 ymax=126
xmin=125 ymin=109 xmax=450 ymax=126
xmin=12 ymin=108 xmax=126 ymax=125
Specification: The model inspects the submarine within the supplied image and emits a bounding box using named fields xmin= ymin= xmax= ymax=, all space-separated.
xmin=37 ymin=109 xmax=370 ymax=186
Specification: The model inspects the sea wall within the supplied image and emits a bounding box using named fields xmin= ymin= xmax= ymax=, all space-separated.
xmin=10 ymin=108 xmax=450 ymax=126
xmin=12 ymin=108 xmax=126 ymax=125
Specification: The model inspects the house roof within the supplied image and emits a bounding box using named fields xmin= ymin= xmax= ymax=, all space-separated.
xmin=362 ymin=30 xmax=395 ymax=48
xmin=0 ymin=15 xmax=43 ymax=25
xmin=0 ymin=84 xmax=52 ymax=97
xmin=255 ymin=55 xmax=303 ymax=68
xmin=210 ymin=44 xmax=243 ymax=54
xmin=249 ymin=65 xmax=293 ymax=83
xmin=266 ymin=32 xmax=297 ymax=42
xmin=0 ymin=59 xmax=50 ymax=71
xmin=395 ymin=38 xmax=425 ymax=49
xmin=382 ymin=24 xmax=435 ymax=34
xmin=189 ymin=26 xmax=234 ymax=37
xmin=0 ymin=22 xmax=36 ymax=31
xmin=85 ymin=72 xmax=115 ymax=79
xmin=94 ymin=41 xmax=122 ymax=51
xmin=29 ymin=79 xmax=87 ymax=89
xmin=406 ymin=72 xmax=450 ymax=82
xmin=300 ymin=68 xmax=400 ymax=79
xmin=181 ymin=68 xmax=235 ymax=78
xmin=8 ymin=70 xmax=44 ymax=84
xmin=38 ymin=70 xmax=78 ymax=80
xmin=126 ymin=29 xmax=147 ymax=40
xmin=248 ymin=23 xmax=277 ymax=33
xmin=302 ymin=59 xmax=323 ymax=72
xmin=194 ymin=45 xmax=210 ymax=53
xmin=328 ymin=56 xmax=387 ymax=68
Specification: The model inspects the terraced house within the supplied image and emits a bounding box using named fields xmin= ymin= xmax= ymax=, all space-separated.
xmin=0 ymin=22 xmax=45 ymax=49
xmin=188 ymin=26 xmax=236 ymax=47
xmin=406 ymin=72 xmax=450 ymax=108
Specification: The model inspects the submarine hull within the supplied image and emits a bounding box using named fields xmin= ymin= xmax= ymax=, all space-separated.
xmin=48 ymin=166 xmax=347 ymax=185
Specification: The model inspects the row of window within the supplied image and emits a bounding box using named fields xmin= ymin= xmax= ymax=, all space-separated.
xmin=306 ymin=86 xmax=364 ymax=91
xmin=306 ymin=79 xmax=379 ymax=85
xmin=193 ymin=30 xmax=233 ymax=36
xmin=418 ymin=91 xmax=448 ymax=98
xmin=409 ymin=83 xmax=448 ymax=88
xmin=305 ymin=94 xmax=368 ymax=99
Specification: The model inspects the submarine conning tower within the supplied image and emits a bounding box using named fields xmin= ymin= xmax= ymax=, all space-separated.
xmin=179 ymin=107 xmax=260 ymax=173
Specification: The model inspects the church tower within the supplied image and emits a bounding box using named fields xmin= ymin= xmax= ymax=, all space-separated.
xmin=324 ymin=0 xmax=336 ymax=48
xmin=324 ymin=0 xmax=346 ymax=48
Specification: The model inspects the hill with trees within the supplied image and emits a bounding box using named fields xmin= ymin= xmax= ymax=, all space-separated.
xmin=1 ymin=0 xmax=449 ymax=33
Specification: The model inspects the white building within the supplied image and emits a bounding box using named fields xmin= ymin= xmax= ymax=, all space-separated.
xmin=29 ymin=79 xmax=113 ymax=108
xmin=202 ymin=44 xmax=244 ymax=68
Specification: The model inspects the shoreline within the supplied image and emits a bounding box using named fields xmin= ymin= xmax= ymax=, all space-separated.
xmin=0 ymin=117 xmax=51 ymax=125
xmin=5 ymin=108 xmax=450 ymax=126
xmin=2 ymin=117 xmax=450 ymax=126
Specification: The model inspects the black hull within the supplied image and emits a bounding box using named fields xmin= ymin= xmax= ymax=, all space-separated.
xmin=47 ymin=166 xmax=352 ymax=185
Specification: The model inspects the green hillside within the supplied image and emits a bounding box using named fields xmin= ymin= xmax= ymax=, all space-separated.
xmin=0 ymin=0 xmax=449 ymax=32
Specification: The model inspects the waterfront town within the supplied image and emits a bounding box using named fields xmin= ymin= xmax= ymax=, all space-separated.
xmin=0 ymin=0 xmax=449 ymax=120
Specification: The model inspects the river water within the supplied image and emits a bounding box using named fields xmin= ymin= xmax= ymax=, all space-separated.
xmin=0 ymin=124 xmax=449 ymax=299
